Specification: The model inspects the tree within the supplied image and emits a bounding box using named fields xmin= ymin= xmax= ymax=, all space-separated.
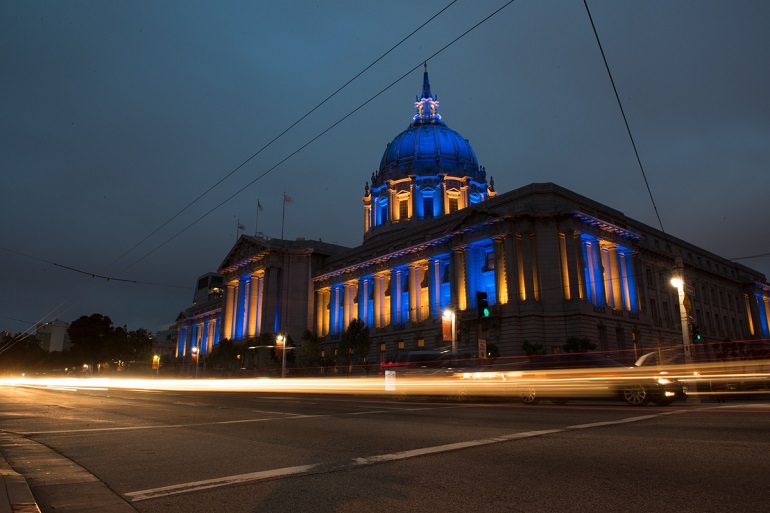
xmin=299 ymin=329 xmax=322 ymax=370
xmin=107 ymin=327 xmax=153 ymax=371
xmin=0 ymin=332 xmax=47 ymax=374
xmin=338 ymin=319 xmax=371 ymax=372
xmin=522 ymin=341 xmax=545 ymax=356
xmin=563 ymin=336 xmax=596 ymax=353
xmin=205 ymin=339 xmax=241 ymax=375
xmin=68 ymin=314 xmax=114 ymax=371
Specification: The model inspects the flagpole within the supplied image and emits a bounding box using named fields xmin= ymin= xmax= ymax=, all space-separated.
xmin=281 ymin=192 xmax=286 ymax=240
xmin=255 ymin=199 xmax=261 ymax=236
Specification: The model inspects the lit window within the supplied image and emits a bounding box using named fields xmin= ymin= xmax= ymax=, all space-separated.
xmin=399 ymin=199 xmax=409 ymax=220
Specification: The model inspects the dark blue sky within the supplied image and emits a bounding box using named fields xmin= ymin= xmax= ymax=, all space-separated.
xmin=2 ymin=0 xmax=769 ymax=335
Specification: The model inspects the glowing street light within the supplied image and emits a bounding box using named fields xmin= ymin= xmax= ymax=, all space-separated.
xmin=443 ymin=309 xmax=457 ymax=357
xmin=277 ymin=334 xmax=286 ymax=378
xmin=671 ymin=255 xmax=692 ymax=364
xmin=191 ymin=345 xmax=199 ymax=378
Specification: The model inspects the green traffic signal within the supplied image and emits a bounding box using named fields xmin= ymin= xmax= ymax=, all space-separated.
xmin=476 ymin=291 xmax=490 ymax=318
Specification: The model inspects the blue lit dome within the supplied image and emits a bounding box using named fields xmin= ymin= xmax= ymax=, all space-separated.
xmin=372 ymin=68 xmax=485 ymax=186
xmin=363 ymin=65 xmax=494 ymax=239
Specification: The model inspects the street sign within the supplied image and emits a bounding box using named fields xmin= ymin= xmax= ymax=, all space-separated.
xmin=478 ymin=338 xmax=486 ymax=358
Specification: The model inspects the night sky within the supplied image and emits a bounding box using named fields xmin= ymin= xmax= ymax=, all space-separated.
xmin=2 ymin=1 xmax=769 ymax=336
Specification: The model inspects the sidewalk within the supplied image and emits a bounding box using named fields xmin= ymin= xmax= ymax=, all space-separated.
xmin=0 ymin=455 xmax=40 ymax=513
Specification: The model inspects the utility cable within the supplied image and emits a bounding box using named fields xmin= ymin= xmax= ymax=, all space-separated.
xmin=123 ymin=0 xmax=518 ymax=269
xmin=583 ymin=0 xmax=667 ymax=236
xmin=108 ymin=0 xmax=459 ymax=274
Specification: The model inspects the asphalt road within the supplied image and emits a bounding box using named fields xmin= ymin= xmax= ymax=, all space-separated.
xmin=1 ymin=382 xmax=769 ymax=513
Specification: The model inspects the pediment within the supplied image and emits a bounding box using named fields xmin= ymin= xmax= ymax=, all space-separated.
xmin=218 ymin=235 xmax=272 ymax=272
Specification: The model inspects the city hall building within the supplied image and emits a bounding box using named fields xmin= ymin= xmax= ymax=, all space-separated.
xmin=174 ymin=68 xmax=770 ymax=365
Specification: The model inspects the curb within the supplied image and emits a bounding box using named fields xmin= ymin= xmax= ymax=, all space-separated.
xmin=0 ymin=461 xmax=40 ymax=513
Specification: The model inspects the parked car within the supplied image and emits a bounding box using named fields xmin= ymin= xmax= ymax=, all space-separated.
xmin=502 ymin=353 xmax=683 ymax=406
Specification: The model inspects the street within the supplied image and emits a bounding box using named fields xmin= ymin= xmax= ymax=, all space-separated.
xmin=1 ymin=381 xmax=769 ymax=513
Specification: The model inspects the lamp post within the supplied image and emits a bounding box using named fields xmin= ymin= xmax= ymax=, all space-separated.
xmin=670 ymin=255 xmax=693 ymax=365
xmin=191 ymin=345 xmax=199 ymax=378
xmin=277 ymin=334 xmax=286 ymax=378
xmin=443 ymin=309 xmax=457 ymax=357
xmin=152 ymin=354 xmax=160 ymax=378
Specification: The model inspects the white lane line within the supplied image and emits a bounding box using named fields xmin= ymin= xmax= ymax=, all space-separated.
xmin=24 ymin=404 xmax=456 ymax=435
xmin=22 ymin=414 xmax=327 ymax=435
xmin=126 ymin=410 xmax=685 ymax=502
xmin=125 ymin=465 xmax=319 ymax=502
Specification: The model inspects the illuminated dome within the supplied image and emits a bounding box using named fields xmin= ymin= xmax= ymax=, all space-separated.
xmin=375 ymin=73 xmax=484 ymax=185
xmin=363 ymin=65 xmax=494 ymax=239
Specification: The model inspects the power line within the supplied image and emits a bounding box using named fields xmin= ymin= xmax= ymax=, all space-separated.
xmin=110 ymin=0 xmax=460 ymax=274
xmin=583 ymin=0 xmax=667 ymax=237
xmin=6 ymin=0 xmax=516 ymax=332
xmin=0 ymin=247 xmax=189 ymax=289
xmin=123 ymin=0 xmax=518 ymax=269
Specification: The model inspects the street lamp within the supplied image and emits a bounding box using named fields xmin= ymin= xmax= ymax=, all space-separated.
xmin=277 ymin=334 xmax=286 ymax=378
xmin=443 ymin=309 xmax=457 ymax=357
xmin=152 ymin=354 xmax=160 ymax=378
xmin=671 ymin=255 xmax=693 ymax=365
xmin=191 ymin=345 xmax=199 ymax=378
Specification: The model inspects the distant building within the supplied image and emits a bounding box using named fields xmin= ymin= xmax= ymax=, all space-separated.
xmin=36 ymin=319 xmax=70 ymax=352
xmin=174 ymin=67 xmax=770 ymax=365
xmin=173 ymin=272 xmax=224 ymax=361
xmin=152 ymin=327 xmax=177 ymax=360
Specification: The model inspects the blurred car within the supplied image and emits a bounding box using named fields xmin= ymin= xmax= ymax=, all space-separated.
xmin=635 ymin=344 xmax=770 ymax=399
xmin=503 ymin=352 xmax=683 ymax=406
xmin=381 ymin=350 xmax=489 ymax=377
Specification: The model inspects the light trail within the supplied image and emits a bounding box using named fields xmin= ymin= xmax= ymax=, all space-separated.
xmin=1 ymin=358 xmax=767 ymax=401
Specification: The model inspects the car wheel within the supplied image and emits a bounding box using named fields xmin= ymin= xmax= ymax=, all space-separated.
xmin=519 ymin=386 xmax=540 ymax=405
xmin=622 ymin=384 xmax=651 ymax=406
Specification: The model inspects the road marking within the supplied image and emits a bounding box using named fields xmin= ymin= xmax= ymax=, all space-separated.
xmin=22 ymin=414 xmax=327 ymax=435
xmin=124 ymin=465 xmax=319 ymax=502
xmin=22 ymin=404 xmax=457 ymax=435
xmin=125 ymin=409 xmax=687 ymax=502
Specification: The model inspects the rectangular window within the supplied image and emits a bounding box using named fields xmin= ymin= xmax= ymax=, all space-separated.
xmin=449 ymin=197 xmax=458 ymax=213
xmin=399 ymin=199 xmax=409 ymax=220
xmin=423 ymin=196 xmax=434 ymax=219
xmin=598 ymin=325 xmax=608 ymax=351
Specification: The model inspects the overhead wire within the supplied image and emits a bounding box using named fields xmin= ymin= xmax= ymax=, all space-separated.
xmin=109 ymin=0 xmax=460 ymax=274
xmin=7 ymin=0 xmax=517 ymax=334
xmin=1 ymin=0 xmax=464 ymax=333
xmin=123 ymin=0 xmax=518 ymax=269
xmin=582 ymin=0 xmax=667 ymax=237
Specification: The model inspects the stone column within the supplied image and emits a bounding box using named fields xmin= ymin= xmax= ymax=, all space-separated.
xmin=493 ymin=236 xmax=508 ymax=305
xmin=409 ymin=265 xmax=419 ymax=323
xmin=248 ymin=274 xmax=259 ymax=337
xmin=222 ymin=283 xmax=235 ymax=340
xmin=452 ymin=247 xmax=467 ymax=311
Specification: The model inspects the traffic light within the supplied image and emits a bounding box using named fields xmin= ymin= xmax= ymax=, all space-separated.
xmin=476 ymin=291 xmax=490 ymax=319
xmin=691 ymin=324 xmax=701 ymax=341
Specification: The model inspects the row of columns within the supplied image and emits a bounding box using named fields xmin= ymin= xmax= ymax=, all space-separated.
xmin=176 ymin=318 xmax=220 ymax=358
xmin=221 ymin=267 xmax=280 ymax=342
xmin=364 ymin=177 xmax=470 ymax=233
xmin=316 ymin=233 xmax=533 ymax=336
